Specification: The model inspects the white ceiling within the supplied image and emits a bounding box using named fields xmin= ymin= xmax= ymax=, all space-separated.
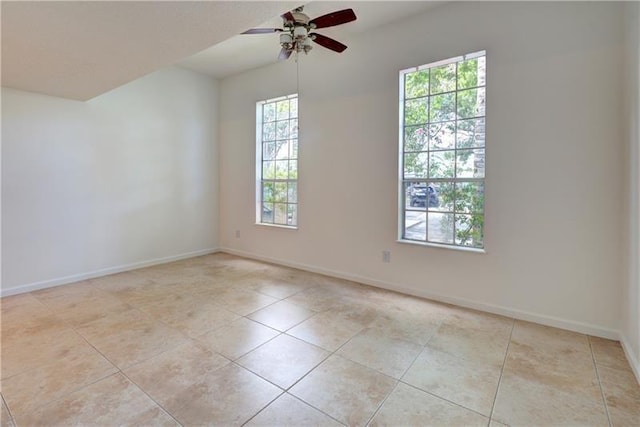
xmin=1 ymin=1 xmax=299 ymax=100
xmin=1 ymin=1 xmax=441 ymax=100
xmin=178 ymin=1 xmax=443 ymax=79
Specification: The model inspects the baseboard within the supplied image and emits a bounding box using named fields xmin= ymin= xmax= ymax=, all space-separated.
xmin=220 ymin=246 xmax=620 ymax=340
xmin=0 ymin=247 xmax=221 ymax=297
xmin=620 ymin=334 xmax=640 ymax=384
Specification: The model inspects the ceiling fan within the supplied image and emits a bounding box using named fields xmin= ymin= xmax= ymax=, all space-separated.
xmin=241 ymin=6 xmax=357 ymax=60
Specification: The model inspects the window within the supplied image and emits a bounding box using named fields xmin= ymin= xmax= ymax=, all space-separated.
xmin=256 ymin=94 xmax=298 ymax=227
xmin=399 ymin=51 xmax=486 ymax=249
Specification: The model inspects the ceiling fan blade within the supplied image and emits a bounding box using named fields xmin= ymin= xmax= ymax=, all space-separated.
xmin=281 ymin=11 xmax=295 ymax=22
xmin=309 ymin=9 xmax=356 ymax=29
xmin=278 ymin=47 xmax=292 ymax=61
xmin=310 ymin=33 xmax=347 ymax=53
xmin=241 ymin=28 xmax=282 ymax=34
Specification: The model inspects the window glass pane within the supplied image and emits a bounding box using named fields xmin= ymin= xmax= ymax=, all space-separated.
xmin=404 ymin=98 xmax=429 ymax=125
xmin=275 ymin=141 xmax=289 ymax=160
xmin=262 ymin=203 xmax=274 ymax=223
xmin=275 ymin=160 xmax=288 ymax=178
xmin=404 ymin=211 xmax=426 ymax=241
xmin=405 ymin=70 xmax=429 ymax=98
xmin=429 ymin=121 xmax=455 ymax=150
xmin=288 ymin=182 xmax=297 ymax=203
xmin=262 ymin=182 xmax=275 ymax=203
xmin=289 ymin=98 xmax=298 ymax=117
xmin=290 ymin=139 xmax=298 ymax=159
xmin=276 ymin=121 xmax=289 ymax=140
xmin=274 ymin=182 xmax=287 ymax=203
xmin=287 ymin=204 xmax=297 ymax=226
xmin=290 ymin=119 xmax=298 ymax=138
xmin=404 ymin=152 xmax=428 ymax=178
xmin=263 ymin=122 xmax=276 ymax=141
xmin=429 ymin=92 xmax=456 ymax=122
xmin=457 ymin=87 xmax=486 ymax=119
xmin=457 ymin=118 xmax=485 ymax=149
xmin=455 ymin=182 xmax=485 ymax=213
xmin=263 ymin=103 xmax=276 ymax=122
xmin=456 ymin=149 xmax=485 ymax=178
xmin=262 ymin=161 xmax=275 ymax=179
xmin=406 ymin=182 xmax=428 ymax=209
xmin=274 ymin=203 xmax=287 ymax=224
xmin=263 ymin=142 xmax=276 ymax=161
xmin=404 ymin=126 xmax=429 ymax=152
xmin=429 ymin=150 xmax=455 ymax=178
xmin=455 ymin=213 xmax=484 ymax=248
xmin=430 ymin=63 xmax=456 ymax=94
xmin=428 ymin=212 xmax=454 ymax=244
xmin=457 ymin=58 xmax=479 ymax=90
xmin=288 ymin=160 xmax=298 ymax=179
xmin=276 ymin=100 xmax=290 ymax=120
xmin=429 ymin=181 xmax=454 ymax=212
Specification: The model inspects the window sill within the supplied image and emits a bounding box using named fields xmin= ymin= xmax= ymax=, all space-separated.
xmin=255 ymin=222 xmax=298 ymax=230
xmin=397 ymin=239 xmax=486 ymax=254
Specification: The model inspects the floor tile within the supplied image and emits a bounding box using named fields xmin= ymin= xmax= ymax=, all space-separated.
xmin=369 ymin=382 xmax=489 ymax=426
xmin=336 ymin=329 xmax=422 ymax=378
xmin=1 ymin=341 xmax=117 ymax=418
xmin=248 ymin=300 xmax=316 ymax=331
xmin=1 ymin=395 xmax=14 ymax=427
xmin=33 ymin=284 xmax=131 ymax=327
xmin=124 ymin=340 xmax=231 ymax=411
xmin=290 ymin=355 xmax=396 ymax=427
xmin=286 ymin=286 xmax=353 ymax=312
xmin=441 ymin=308 xmax=513 ymax=338
xmin=160 ymin=302 xmax=240 ymax=338
xmin=238 ymin=334 xmax=329 ymax=388
xmin=590 ymin=336 xmax=632 ymax=372
xmin=247 ymin=276 xmax=314 ymax=299
xmin=428 ymin=323 xmax=510 ymax=368
xmin=1 ymin=328 xmax=88 ymax=380
xmin=288 ymin=311 xmax=366 ymax=351
xmin=15 ymin=373 xmax=178 ymax=426
xmin=166 ymin=363 xmax=282 ymax=425
xmin=196 ymin=317 xmax=279 ymax=359
xmin=75 ymin=308 xmax=189 ymax=369
xmin=492 ymin=365 xmax=608 ymax=426
xmin=598 ymin=364 xmax=640 ymax=426
xmin=366 ymin=306 xmax=442 ymax=345
xmin=511 ymin=320 xmax=590 ymax=355
xmin=216 ymin=288 xmax=279 ymax=316
xmin=402 ymin=346 xmax=501 ymax=416
xmin=246 ymin=393 xmax=343 ymax=427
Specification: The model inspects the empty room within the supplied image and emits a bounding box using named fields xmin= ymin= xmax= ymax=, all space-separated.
xmin=1 ymin=1 xmax=639 ymax=426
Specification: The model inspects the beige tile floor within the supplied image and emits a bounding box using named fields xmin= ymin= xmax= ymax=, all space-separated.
xmin=1 ymin=253 xmax=639 ymax=426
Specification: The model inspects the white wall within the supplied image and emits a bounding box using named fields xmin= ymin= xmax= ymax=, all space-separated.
xmin=623 ymin=1 xmax=640 ymax=377
xmin=219 ymin=2 xmax=626 ymax=337
xmin=2 ymin=67 xmax=219 ymax=294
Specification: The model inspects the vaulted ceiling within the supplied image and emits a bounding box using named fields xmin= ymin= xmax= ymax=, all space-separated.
xmin=1 ymin=1 xmax=441 ymax=101
xmin=1 ymin=1 xmax=298 ymax=100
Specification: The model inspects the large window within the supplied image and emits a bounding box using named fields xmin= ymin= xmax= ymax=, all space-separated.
xmin=399 ymin=51 xmax=486 ymax=249
xmin=256 ymin=94 xmax=298 ymax=227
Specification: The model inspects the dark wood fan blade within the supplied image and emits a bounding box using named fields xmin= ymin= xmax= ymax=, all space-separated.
xmin=278 ymin=47 xmax=292 ymax=61
xmin=309 ymin=9 xmax=356 ymax=29
xmin=281 ymin=11 xmax=295 ymax=22
xmin=241 ymin=28 xmax=282 ymax=34
xmin=310 ymin=33 xmax=347 ymax=53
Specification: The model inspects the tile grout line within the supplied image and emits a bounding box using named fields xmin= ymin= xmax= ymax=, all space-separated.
xmin=588 ymin=336 xmax=613 ymax=427
xmin=119 ymin=370 xmax=184 ymax=427
xmin=1 ymin=392 xmax=15 ymax=424
xmin=487 ymin=317 xmax=515 ymax=424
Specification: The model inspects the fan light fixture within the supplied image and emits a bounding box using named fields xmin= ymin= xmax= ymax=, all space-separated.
xmin=241 ymin=6 xmax=357 ymax=60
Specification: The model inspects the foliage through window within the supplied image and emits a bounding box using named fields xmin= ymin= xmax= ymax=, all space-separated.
xmin=256 ymin=94 xmax=298 ymax=227
xmin=399 ymin=51 xmax=486 ymax=249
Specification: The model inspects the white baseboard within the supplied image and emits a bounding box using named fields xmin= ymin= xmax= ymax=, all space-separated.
xmin=220 ymin=247 xmax=620 ymax=340
xmin=620 ymin=335 xmax=640 ymax=384
xmin=0 ymin=247 xmax=221 ymax=297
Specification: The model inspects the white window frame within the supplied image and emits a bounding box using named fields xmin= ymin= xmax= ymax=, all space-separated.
xmin=255 ymin=93 xmax=299 ymax=228
xmin=398 ymin=51 xmax=486 ymax=251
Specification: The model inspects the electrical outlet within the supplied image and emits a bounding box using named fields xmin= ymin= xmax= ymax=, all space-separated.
xmin=235 ymin=230 xmax=240 ymax=238
xmin=382 ymin=250 xmax=391 ymax=263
